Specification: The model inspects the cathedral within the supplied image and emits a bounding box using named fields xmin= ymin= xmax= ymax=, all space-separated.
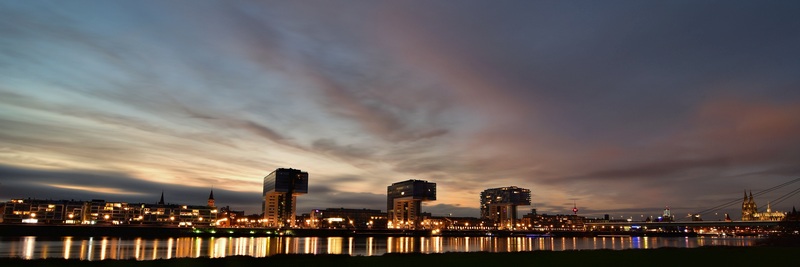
xmin=741 ymin=191 xmax=785 ymax=221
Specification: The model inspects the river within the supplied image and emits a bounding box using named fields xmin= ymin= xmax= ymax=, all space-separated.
xmin=0 ymin=235 xmax=761 ymax=260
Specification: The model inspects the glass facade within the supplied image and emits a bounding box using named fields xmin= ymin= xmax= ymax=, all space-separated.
xmin=387 ymin=180 xmax=436 ymax=204
xmin=262 ymin=168 xmax=308 ymax=228
xmin=263 ymin=168 xmax=309 ymax=194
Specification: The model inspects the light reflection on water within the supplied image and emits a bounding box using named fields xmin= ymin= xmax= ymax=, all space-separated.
xmin=0 ymin=235 xmax=760 ymax=260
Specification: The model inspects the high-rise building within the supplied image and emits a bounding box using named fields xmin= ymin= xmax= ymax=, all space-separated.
xmin=387 ymin=179 xmax=436 ymax=229
xmin=262 ymin=168 xmax=308 ymax=228
xmin=480 ymin=186 xmax=531 ymax=229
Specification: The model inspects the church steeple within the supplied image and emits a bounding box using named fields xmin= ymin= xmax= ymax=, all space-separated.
xmin=208 ymin=190 xmax=215 ymax=207
xmin=158 ymin=191 xmax=165 ymax=205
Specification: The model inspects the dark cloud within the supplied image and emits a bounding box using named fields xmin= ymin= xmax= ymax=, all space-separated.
xmin=0 ymin=164 xmax=260 ymax=211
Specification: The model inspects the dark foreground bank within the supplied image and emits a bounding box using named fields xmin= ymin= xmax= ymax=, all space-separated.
xmin=2 ymin=246 xmax=800 ymax=267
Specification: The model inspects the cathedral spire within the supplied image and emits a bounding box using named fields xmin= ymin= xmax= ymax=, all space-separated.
xmin=158 ymin=190 xmax=165 ymax=205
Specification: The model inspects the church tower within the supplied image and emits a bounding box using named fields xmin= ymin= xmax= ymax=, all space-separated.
xmin=208 ymin=190 xmax=215 ymax=207
xmin=742 ymin=190 xmax=758 ymax=221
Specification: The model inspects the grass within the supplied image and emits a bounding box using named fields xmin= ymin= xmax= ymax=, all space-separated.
xmin=2 ymin=246 xmax=800 ymax=267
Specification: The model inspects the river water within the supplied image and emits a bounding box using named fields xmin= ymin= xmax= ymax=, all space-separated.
xmin=0 ymin=235 xmax=761 ymax=260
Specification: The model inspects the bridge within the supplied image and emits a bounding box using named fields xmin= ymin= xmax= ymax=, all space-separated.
xmin=578 ymin=177 xmax=800 ymax=235
xmin=586 ymin=220 xmax=782 ymax=228
xmin=674 ymin=177 xmax=800 ymax=222
xmin=581 ymin=177 xmax=799 ymax=232
xmin=581 ymin=220 xmax=789 ymax=237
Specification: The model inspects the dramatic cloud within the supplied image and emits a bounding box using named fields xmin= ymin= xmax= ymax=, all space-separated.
xmin=1 ymin=0 xmax=799 ymax=219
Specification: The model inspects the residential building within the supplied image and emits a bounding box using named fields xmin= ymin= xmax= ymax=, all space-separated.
xmin=262 ymin=168 xmax=308 ymax=228
xmin=480 ymin=186 xmax=531 ymax=229
xmin=387 ymin=179 xmax=436 ymax=229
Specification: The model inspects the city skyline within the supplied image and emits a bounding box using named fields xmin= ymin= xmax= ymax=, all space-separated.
xmin=2 ymin=1 xmax=800 ymax=219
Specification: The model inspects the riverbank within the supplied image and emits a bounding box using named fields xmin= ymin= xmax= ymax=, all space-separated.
xmin=0 ymin=224 xmax=695 ymax=238
xmin=1 ymin=246 xmax=799 ymax=267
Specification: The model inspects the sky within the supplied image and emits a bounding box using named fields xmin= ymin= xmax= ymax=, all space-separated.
xmin=1 ymin=0 xmax=800 ymax=220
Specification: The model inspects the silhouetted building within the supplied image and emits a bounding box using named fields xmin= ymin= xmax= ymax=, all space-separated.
xmin=786 ymin=206 xmax=799 ymax=221
xmin=387 ymin=179 xmax=436 ymax=229
xmin=262 ymin=168 xmax=308 ymax=228
xmin=480 ymin=186 xmax=531 ymax=229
